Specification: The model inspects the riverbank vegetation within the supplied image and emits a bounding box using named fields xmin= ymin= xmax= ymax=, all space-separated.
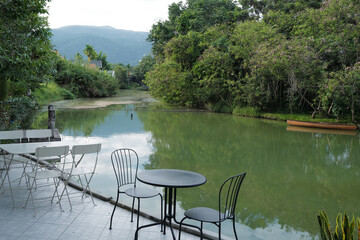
xmin=0 ymin=0 xmax=153 ymax=130
xmin=1 ymin=0 xmax=359 ymax=130
xmin=145 ymin=0 xmax=360 ymax=122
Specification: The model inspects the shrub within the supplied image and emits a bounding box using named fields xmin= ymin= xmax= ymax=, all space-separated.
xmin=54 ymin=58 xmax=118 ymax=98
xmin=233 ymin=106 xmax=261 ymax=117
xmin=0 ymin=96 xmax=36 ymax=130
xmin=32 ymin=81 xmax=75 ymax=106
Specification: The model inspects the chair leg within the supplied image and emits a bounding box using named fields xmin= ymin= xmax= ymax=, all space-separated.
xmin=24 ymin=177 xmax=36 ymax=216
xmin=57 ymin=177 xmax=72 ymax=211
xmin=109 ymin=191 xmax=120 ymax=230
xmin=218 ymin=222 xmax=221 ymax=240
xmin=159 ymin=194 xmax=163 ymax=232
xmin=131 ymin=197 xmax=135 ymax=222
xmin=18 ymin=162 xmax=28 ymax=184
xmin=136 ymin=198 xmax=140 ymax=230
xmin=63 ymin=179 xmax=72 ymax=210
xmin=84 ymin=174 xmax=96 ymax=206
xmin=178 ymin=217 xmax=187 ymax=240
xmin=232 ymin=219 xmax=238 ymax=240
xmin=52 ymin=178 xmax=63 ymax=211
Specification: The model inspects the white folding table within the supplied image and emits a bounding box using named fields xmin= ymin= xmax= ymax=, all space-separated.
xmin=0 ymin=142 xmax=68 ymax=207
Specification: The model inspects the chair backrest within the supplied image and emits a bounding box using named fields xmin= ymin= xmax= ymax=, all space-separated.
xmin=219 ymin=172 xmax=246 ymax=221
xmin=71 ymin=143 xmax=102 ymax=168
xmin=35 ymin=145 xmax=70 ymax=172
xmin=0 ymin=130 xmax=25 ymax=142
xmin=110 ymin=148 xmax=139 ymax=188
xmin=26 ymin=129 xmax=52 ymax=142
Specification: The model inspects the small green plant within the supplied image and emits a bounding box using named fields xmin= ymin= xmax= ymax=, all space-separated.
xmin=233 ymin=106 xmax=261 ymax=117
xmin=317 ymin=211 xmax=360 ymax=240
xmin=32 ymin=81 xmax=75 ymax=106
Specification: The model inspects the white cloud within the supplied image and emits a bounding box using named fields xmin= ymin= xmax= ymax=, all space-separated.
xmin=47 ymin=0 xmax=181 ymax=32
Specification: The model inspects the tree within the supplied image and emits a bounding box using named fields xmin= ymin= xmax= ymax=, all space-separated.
xmin=239 ymin=0 xmax=323 ymax=19
xmin=134 ymin=55 xmax=156 ymax=82
xmin=96 ymin=51 xmax=110 ymax=70
xmin=83 ymin=44 xmax=98 ymax=61
xmin=114 ymin=65 xmax=128 ymax=89
xmin=175 ymin=0 xmax=247 ymax=34
xmin=0 ymin=0 xmax=54 ymax=98
xmin=148 ymin=0 xmax=249 ymax=58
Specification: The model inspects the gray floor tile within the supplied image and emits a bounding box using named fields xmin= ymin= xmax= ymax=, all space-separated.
xmin=0 ymin=167 xmax=199 ymax=240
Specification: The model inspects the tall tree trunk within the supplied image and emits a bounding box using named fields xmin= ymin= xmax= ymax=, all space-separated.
xmin=0 ymin=78 xmax=8 ymax=101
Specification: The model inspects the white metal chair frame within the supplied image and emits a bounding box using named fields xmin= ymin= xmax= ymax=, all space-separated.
xmin=25 ymin=129 xmax=52 ymax=142
xmin=66 ymin=143 xmax=102 ymax=206
xmin=1 ymin=129 xmax=52 ymax=187
xmin=24 ymin=145 xmax=72 ymax=215
xmin=0 ymin=130 xmax=29 ymax=203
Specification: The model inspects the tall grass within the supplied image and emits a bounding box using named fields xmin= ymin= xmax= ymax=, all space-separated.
xmin=32 ymin=81 xmax=74 ymax=106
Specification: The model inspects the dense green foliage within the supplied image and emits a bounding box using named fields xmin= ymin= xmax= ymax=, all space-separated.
xmin=114 ymin=65 xmax=129 ymax=89
xmin=82 ymin=44 xmax=111 ymax=70
xmin=32 ymin=81 xmax=75 ymax=106
xmin=113 ymin=55 xmax=156 ymax=89
xmin=0 ymin=97 xmax=36 ymax=130
xmin=0 ymin=0 xmax=55 ymax=98
xmin=53 ymin=57 xmax=118 ymax=98
xmin=145 ymin=0 xmax=360 ymax=120
xmin=0 ymin=0 xmax=54 ymax=129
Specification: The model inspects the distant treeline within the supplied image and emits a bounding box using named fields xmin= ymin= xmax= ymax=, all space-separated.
xmin=145 ymin=0 xmax=360 ymax=121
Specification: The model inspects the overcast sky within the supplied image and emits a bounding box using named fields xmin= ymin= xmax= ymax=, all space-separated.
xmin=47 ymin=0 xmax=181 ymax=32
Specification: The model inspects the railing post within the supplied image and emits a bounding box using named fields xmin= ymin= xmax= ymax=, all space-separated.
xmin=48 ymin=105 xmax=55 ymax=138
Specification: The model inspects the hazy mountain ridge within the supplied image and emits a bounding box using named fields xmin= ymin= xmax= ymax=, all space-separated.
xmin=51 ymin=25 xmax=152 ymax=65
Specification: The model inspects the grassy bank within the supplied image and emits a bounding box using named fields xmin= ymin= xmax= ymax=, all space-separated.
xmin=32 ymin=81 xmax=74 ymax=106
xmin=233 ymin=106 xmax=356 ymax=124
xmin=33 ymin=84 xmax=357 ymax=125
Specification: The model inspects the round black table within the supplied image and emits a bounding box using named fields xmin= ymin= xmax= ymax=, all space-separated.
xmin=136 ymin=169 xmax=207 ymax=239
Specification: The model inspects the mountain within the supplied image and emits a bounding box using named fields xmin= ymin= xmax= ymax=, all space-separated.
xmin=51 ymin=25 xmax=152 ymax=65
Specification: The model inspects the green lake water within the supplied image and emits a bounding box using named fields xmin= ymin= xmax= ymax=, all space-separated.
xmin=33 ymin=91 xmax=360 ymax=239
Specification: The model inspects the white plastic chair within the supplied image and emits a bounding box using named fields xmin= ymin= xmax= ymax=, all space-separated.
xmin=67 ymin=143 xmax=101 ymax=206
xmin=24 ymin=145 xmax=71 ymax=215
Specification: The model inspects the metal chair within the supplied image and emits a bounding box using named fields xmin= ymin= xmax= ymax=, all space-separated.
xmin=67 ymin=143 xmax=101 ymax=206
xmin=24 ymin=145 xmax=72 ymax=215
xmin=109 ymin=148 xmax=163 ymax=232
xmin=179 ymin=172 xmax=247 ymax=240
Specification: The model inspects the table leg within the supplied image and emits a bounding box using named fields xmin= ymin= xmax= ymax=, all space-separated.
xmin=167 ymin=187 xmax=176 ymax=239
xmin=0 ymin=154 xmax=15 ymax=208
xmin=135 ymin=187 xmax=178 ymax=240
xmin=134 ymin=188 xmax=167 ymax=240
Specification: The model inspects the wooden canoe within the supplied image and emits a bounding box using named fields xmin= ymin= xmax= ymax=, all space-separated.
xmin=286 ymin=125 xmax=357 ymax=136
xmin=287 ymin=120 xmax=357 ymax=131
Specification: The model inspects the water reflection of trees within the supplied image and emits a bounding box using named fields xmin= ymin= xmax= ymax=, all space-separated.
xmin=137 ymin=110 xmax=360 ymax=236
xmin=32 ymin=108 xmax=115 ymax=136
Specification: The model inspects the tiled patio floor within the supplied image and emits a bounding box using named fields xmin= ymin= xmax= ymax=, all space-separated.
xmin=0 ymin=167 xmax=199 ymax=240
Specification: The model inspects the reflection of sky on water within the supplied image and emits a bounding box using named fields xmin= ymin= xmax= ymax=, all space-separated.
xmin=58 ymin=106 xmax=316 ymax=240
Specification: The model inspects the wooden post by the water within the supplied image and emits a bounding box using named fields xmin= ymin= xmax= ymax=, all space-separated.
xmin=48 ymin=105 xmax=55 ymax=138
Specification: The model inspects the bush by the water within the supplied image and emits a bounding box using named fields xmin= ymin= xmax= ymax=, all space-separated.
xmin=54 ymin=57 xmax=118 ymax=98
xmin=32 ymin=81 xmax=75 ymax=106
